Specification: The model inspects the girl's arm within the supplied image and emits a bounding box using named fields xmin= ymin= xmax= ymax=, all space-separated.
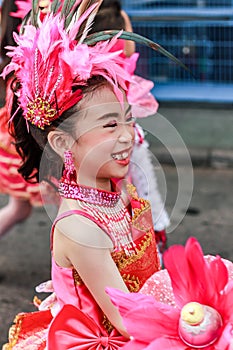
xmin=121 ymin=10 xmax=135 ymax=57
xmin=54 ymin=216 xmax=130 ymax=338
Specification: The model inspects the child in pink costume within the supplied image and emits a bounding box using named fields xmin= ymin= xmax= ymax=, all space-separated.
xmin=2 ymin=0 xmax=190 ymax=347
xmin=1 ymin=0 xmax=178 ymax=347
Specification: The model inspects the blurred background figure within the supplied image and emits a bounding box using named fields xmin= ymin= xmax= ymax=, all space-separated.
xmin=0 ymin=0 xmax=42 ymax=237
xmin=90 ymin=0 xmax=136 ymax=57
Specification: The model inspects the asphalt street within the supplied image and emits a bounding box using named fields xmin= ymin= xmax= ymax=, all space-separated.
xmin=0 ymin=166 xmax=233 ymax=347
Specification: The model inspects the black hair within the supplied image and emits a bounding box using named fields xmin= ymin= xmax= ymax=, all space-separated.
xmin=89 ymin=0 xmax=125 ymax=33
xmin=99 ymin=0 xmax=122 ymax=12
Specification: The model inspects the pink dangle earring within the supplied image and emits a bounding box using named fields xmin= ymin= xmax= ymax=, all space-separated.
xmin=62 ymin=150 xmax=77 ymax=184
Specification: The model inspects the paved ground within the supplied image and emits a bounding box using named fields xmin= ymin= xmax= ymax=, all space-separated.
xmin=0 ymin=166 xmax=233 ymax=347
xmin=138 ymin=102 xmax=233 ymax=168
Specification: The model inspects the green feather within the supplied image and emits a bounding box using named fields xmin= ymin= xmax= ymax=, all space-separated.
xmin=61 ymin=0 xmax=77 ymax=18
xmin=51 ymin=0 xmax=62 ymax=14
xmin=84 ymin=30 xmax=192 ymax=74
xmin=19 ymin=10 xmax=32 ymax=35
xmin=65 ymin=6 xmax=80 ymax=29
xmin=31 ymin=0 xmax=39 ymax=27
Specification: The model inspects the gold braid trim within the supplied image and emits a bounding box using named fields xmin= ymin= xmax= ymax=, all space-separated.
xmin=122 ymin=274 xmax=140 ymax=292
xmin=126 ymin=183 xmax=140 ymax=200
xmin=2 ymin=314 xmax=25 ymax=350
xmin=126 ymin=183 xmax=152 ymax=229
xmin=72 ymin=232 xmax=155 ymax=287
xmin=73 ymin=267 xmax=83 ymax=286
xmin=112 ymin=231 xmax=153 ymax=271
xmin=102 ymin=314 xmax=114 ymax=334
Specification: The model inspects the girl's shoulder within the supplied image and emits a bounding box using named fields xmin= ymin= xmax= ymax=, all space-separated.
xmin=53 ymin=201 xmax=113 ymax=250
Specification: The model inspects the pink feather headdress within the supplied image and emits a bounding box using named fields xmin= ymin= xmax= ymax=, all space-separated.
xmin=2 ymin=0 xmax=190 ymax=130
xmin=2 ymin=0 xmax=133 ymax=129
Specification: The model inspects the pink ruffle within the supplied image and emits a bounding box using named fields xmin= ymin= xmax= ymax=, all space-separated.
xmin=128 ymin=75 xmax=159 ymax=118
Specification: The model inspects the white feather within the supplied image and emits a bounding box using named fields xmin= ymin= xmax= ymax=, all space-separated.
xmin=76 ymin=0 xmax=103 ymax=43
xmin=129 ymin=125 xmax=170 ymax=231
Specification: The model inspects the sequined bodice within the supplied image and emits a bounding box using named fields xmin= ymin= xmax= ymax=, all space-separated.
xmin=52 ymin=228 xmax=159 ymax=334
xmin=51 ymin=184 xmax=161 ymax=334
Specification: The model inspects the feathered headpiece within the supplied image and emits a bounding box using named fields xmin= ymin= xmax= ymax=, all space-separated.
xmin=2 ymin=0 xmax=189 ymax=130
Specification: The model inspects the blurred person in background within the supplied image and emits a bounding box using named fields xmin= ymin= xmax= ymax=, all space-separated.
xmin=0 ymin=0 xmax=47 ymax=237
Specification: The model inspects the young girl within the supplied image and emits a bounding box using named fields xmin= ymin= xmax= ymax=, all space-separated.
xmin=1 ymin=1 xmax=167 ymax=348
xmin=0 ymin=0 xmax=169 ymax=252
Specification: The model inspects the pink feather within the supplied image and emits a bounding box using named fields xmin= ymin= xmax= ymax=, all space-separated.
xmin=163 ymin=237 xmax=227 ymax=308
xmin=209 ymin=256 xmax=229 ymax=293
xmin=108 ymin=238 xmax=233 ymax=350
xmin=106 ymin=288 xmax=179 ymax=342
xmin=145 ymin=338 xmax=185 ymax=350
xmin=1 ymin=9 xmax=133 ymax=128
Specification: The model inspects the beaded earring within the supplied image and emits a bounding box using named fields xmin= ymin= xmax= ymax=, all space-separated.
xmin=62 ymin=150 xmax=77 ymax=184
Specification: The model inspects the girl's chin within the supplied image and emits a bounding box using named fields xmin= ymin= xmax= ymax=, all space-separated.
xmin=98 ymin=171 xmax=129 ymax=181
xmin=97 ymin=161 xmax=130 ymax=180
xmin=112 ymin=168 xmax=129 ymax=179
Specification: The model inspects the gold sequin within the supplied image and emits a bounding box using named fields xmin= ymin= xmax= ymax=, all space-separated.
xmin=102 ymin=314 xmax=114 ymax=334
xmin=26 ymin=97 xmax=57 ymax=129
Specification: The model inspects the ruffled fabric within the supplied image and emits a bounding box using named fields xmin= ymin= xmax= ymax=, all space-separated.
xmin=128 ymin=75 xmax=159 ymax=119
xmin=0 ymin=81 xmax=41 ymax=204
xmin=2 ymin=310 xmax=52 ymax=350
xmin=0 ymin=147 xmax=42 ymax=204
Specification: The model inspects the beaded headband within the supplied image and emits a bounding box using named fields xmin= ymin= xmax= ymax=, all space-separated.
xmin=2 ymin=0 xmax=189 ymax=130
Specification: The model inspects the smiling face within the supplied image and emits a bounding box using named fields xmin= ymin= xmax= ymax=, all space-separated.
xmin=70 ymin=85 xmax=135 ymax=189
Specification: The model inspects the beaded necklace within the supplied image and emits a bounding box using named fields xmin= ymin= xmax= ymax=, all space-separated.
xmin=59 ymin=181 xmax=136 ymax=255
